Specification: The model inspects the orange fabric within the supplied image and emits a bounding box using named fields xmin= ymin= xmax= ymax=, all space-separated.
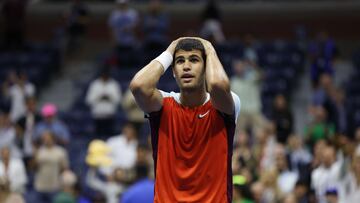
xmin=153 ymin=97 xmax=231 ymax=203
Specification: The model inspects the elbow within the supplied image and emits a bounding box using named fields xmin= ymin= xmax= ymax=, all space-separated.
xmin=129 ymin=79 xmax=152 ymax=97
xmin=129 ymin=79 xmax=142 ymax=93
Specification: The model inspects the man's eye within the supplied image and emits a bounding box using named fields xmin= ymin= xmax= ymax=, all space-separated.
xmin=176 ymin=59 xmax=184 ymax=64
xmin=190 ymin=58 xmax=199 ymax=63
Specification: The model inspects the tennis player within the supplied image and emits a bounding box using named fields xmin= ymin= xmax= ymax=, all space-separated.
xmin=130 ymin=37 xmax=240 ymax=202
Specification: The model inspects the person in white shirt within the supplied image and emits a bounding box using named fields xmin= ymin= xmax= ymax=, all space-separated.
xmin=6 ymin=72 xmax=35 ymax=122
xmin=86 ymin=68 xmax=121 ymax=136
xmin=0 ymin=147 xmax=27 ymax=194
xmin=311 ymin=145 xmax=343 ymax=203
xmin=102 ymin=123 xmax=138 ymax=176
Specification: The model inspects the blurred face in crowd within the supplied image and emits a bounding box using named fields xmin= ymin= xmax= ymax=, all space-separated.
xmin=353 ymin=151 xmax=360 ymax=181
xmin=274 ymin=94 xmax=287 ymax=110
xmin=113 ymin=168 xmax=125 ymax=183
xmin=233 ymin=60 xmax=246 ymax=77
xmin=237 ymin=131 xmax=249 ymax=147
xmin=319 ymin=73 xmax=332 ymax=89
xmin=26 ymin=97 xmax=37 ymax=113
xmin=275 ymin=145 xmax=288 ymax=171
xmin=322 ymin=146 xmax=336 ymax=168
xmin=283 ymin=194 xmax=297 ymax=203
xmin=355 ymin=128 xmax=360 ymax=143
xmin=288 ymin=135 xmax=302 ymax=150
xmin=294 ymin=183 xmax=308 ymax=199
xmin=0 ymin=113 xmax=10 ymax=128
xmin=0 ymin=147 xmax=10 ymax=163
xmin=42 ymin=131 xmax=56 ymax=147
xmin=314 ymin=106 xmax=327 ymax=122
xmin=251 ymin=182 xmax=264 ymax=203
xmin=123 ymin=124 xmax=137 ymax=141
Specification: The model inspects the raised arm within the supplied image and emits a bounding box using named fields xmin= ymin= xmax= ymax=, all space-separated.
xmin=130 ymin=39 xmax=179 ymax=113
xmin=202 ymin=39 xmax=235 ymax=115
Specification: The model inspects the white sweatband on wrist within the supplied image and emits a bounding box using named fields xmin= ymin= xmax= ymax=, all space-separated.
xmin=154 ymin=51 xmax=173 ymax=72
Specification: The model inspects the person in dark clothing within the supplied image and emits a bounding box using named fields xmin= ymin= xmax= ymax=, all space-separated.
xmin=270 ymin=94 xmax=293 ymax=144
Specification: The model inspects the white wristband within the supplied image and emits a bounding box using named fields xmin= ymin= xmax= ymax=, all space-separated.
xmin=154 ymin=51 xmax=173 ymax=72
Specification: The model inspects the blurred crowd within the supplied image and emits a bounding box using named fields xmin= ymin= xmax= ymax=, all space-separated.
xmin=1 ymin=0 xmax=360 ymax=203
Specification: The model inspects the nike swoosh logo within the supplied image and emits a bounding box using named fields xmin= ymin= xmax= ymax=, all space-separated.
xmin=198 ymin=110 xmax=210 ymax=119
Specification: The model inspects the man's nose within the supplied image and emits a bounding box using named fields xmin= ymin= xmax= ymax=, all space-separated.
xmin=183 ymin=60 xmax=191 ymax=71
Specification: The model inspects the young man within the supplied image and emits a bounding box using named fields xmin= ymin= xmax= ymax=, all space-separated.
xmin=130 ymin=37 xmax=241 ymax=202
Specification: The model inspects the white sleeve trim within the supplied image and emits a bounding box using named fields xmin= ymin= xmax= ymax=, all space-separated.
xmin=159 ymin=90 xmax=181 ymax=103
xmin=231 ymin=91 xmax=241 ymax=123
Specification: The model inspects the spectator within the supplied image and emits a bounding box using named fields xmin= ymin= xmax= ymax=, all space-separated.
xmin=121 ymin=89 xmax=146 ymax=135
xmin=270 ymin=94 xmax=293 ymax=144
xmin=287 ymin=135 xmax=312 ymax=174
xmin=342 ymin=145 xmax=360 ymax=202
xmin=308 ymin=31 xmax=338 ymax=87
xmin=250 ymin=181 xmax=266 ymax=203
xmin=86 ymin=167 xmax=125 ymax=203
xmin=325 ymin=188 xmax=339 ymax=203
xmin=0 ymin=147 xmax=27 ymax=194
xmin=34 ymin=103 xmax=71 ymax=145
xmin=34 ymin=131 xmax=69 ymax=203
xmin=4 ymin=72 xmax=35 ymax=123
xmin=143 ymin=0 xmax=169 ymax=52
xmin=200 ymin=0 xmax=225 ymax=44
xmin=15 ymin=96 xmax=41 ymax=165
xmin=231 ymin=58 xmax=263 ymax=135
xmin=0 ymin=107 xmax=21 ymax=158
xmin=86 ymin=68 xmax=121 ymax=136
xmin=274 ymin=144 xmax=298 ymax=197
xmin=232 ymin=175 xmax=253 ymax=203
xmin=1 ymin=0 xmax=29 ymax=50
xmin=108 ymin=0 xmax=138 ymax=48
xmin=305 ymin=106 xmax=335 ymax=148
xmin=232 ymin=131 xmax=256 ymax=174
xmin=311 ymin=145 xmax=343 ymax=203
xmin=0 ymin=176 xmax=25 ymax=203
xmin=63 ymin=0 xmax=90 ymax=54
xmin=120 ymin=161 xmax=154 ymax=203
xmin=103 ymin=123 xmax=138 ymax=175
xmin=53 ymin=170 xmax=90 ymax=203
xmin=294 ymin=180 xmax=310 ymax=203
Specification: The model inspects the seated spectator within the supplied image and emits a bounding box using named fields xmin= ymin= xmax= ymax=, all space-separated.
xmin=54 ymin=170 xmax=90 ymax=203
xmin=63 ymin=0 xmax=89 ymax=54
xmin=108 ymin=0 xmax=138 ymax=49
xmin=232 ymin=131 xmax=256 ymax=174
xmin=270 ymin=94 xmax=293 ymax=144
xmin=293 ymin=180 xmax=310 ymax=203
xmin=274 ymin=144 xmax=298 ymax=197
xmin=0 ymin=106 xmax=21 ymax=158
xmin=0 ymin=147 xmax=27 ymax=194
xmin=143 ymin=0 xmax=169 ymax=51
xmin=305 ymin=106 xmax=335 ymax=148
xmin=0 ymin=176 xmax=25 ymax=203
xmin=342 ymin=145 xmax=360 ymax=202
xmin=230 ymin=58 xmax=263 ymax=136
xmin=120 ymin=158 xmax=154 ymax=203
xmin=200 ymin=0 xmax=225 ymax=44
xmin=311 ymin=145 xmax=343 ymax=203
xmin=102 ymin=123 xmax=138 ymax=175
xmin=3 ymin=72 xmax=35 ymax=122
xmin=308 ymin=31 xmax=338 ymax=87
xmin=34 ymin=103 xmax=70 ymax=145
xmin=287 ymin=135 xmax=312 ymax=173
xmin=34 ymin=131 xmax=69 ymax=203
xmin=86 ymin=166 xmax=125 ymax=203
xmin=86 ymin=68 xmax=121 ymax=137
xmin=15 ymin=96 xmax=41 ymax=165
xmin=121 ymin=89 xmax=146 ymax=136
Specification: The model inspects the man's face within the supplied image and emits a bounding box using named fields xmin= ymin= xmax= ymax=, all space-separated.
xmin=173 ymin=49 xmax=205 ymax=91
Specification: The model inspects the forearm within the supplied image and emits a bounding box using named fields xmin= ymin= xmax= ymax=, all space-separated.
xmin=130 ymin=60 xmax=164 ymax=98
xmin=205 ymin=51 xmax=231 ymax=94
